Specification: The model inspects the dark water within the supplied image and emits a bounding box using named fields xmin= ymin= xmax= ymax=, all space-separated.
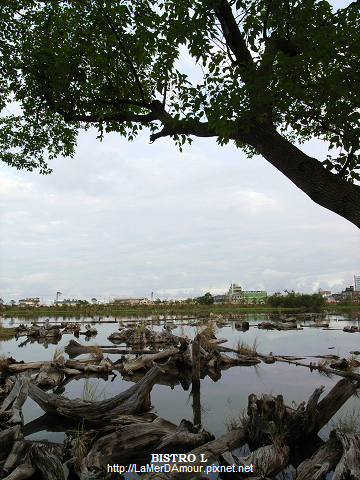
xmin=1 ymin=312 xmax=359 ymax=479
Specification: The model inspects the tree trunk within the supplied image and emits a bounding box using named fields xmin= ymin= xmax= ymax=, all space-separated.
xmin=28 ymin=364 xmax=163 ymax=425
xmin=241 ymin=123 xmax=360 ymax=228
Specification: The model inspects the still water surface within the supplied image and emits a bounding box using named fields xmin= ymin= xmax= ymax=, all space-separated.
xmin=1 ymin=312 xmax=359 ymax=479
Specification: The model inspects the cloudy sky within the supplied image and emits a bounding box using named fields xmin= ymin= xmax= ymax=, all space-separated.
xmin=1 ymin=0 xmax=359 ymax=304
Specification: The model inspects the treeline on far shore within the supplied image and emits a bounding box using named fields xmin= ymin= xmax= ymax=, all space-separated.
xmin=0 ymin=291 xmax=359 ymax=317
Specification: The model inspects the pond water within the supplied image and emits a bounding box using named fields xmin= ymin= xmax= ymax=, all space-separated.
xmin=1 ymin=312 xmax=360 ymax=479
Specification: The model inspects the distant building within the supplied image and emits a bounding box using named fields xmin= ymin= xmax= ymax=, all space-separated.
xmin=213 ymin=294 xmax=228 ymax=303
xmin=227 ymin=282 xmax=267 ymax=304
xmin=228 ymin=283 xmax=244 ymax=303
xmin=354 ymin=275 xmax=360 ymax=291
xmin=113 ymin=297 xmax=151 ymax=305
xmin=18 ymin=297 xmax=40 ymax=307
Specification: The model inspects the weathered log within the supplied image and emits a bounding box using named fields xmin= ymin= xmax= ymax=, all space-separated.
xmin=219 ymin=444 xmax=290 ymax=479
xmin=247 ymin=378 xmax=358 ymax=448
xmin=205 ymin=350 xmax=260 ymax=369
xmin=0 ymin=425 xmax=22 ymax=460
xmin=291 ymin=433 xmax=343 ymax=480
xmin=28 ymin=364 xmax=163 ymax=425
xmin=122 ymin=348 xmax=179 ymax=373
xmin=3 ymin=440 xmax=29 ymax=475
xmin=2 ymin=440 xmax=64 ymax=478
xmin=332 ymin=429 xmax=360 ymax=480
xmin=35 ymin=362 xmax=64 ymax=387
xmin=314 ymin=378 xmax=359 ymax=432
xmin=65 ymin=357 xmax=114 ymax=374
xmin=82 ymin=416 xmax=178 ymax=470
xmin=158 ymin=419 xmax=214 ymax=452
xmin=5 ymin=362 xmax=43 ymax=373
xmin=2 ymin=455 xmax=35 ymax=480
xmin=136 ymin=423 xmax=249 ymax=480
xmin=0 ymin=373 xmax=30 ymax=426
xmin=29 ymin=442 xmax=65 ymax=480
xmin=65 ymin=339 xmax=161 ymax=358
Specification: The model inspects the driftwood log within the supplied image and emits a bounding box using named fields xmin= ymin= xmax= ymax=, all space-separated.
xmin=121 ymin=348 xmax=179 ymax=374
xmin=80 ymin=417 xmax=213 ymax=472
xmin=291 ymin=432 xmax=343 ymax=480
xmin=137 ymin=424 xmax=249 ymax=480
xmin=332 ymin=429 xmax=360 ymax=480
xmin=28 ymin=364 xmax=163 ymax=425
xmin=247 ymin=378 xmax=358 ymax=449
xmin=0 ymin=372 xmax=30 ymax=426
xmin=219 ymin=443 xmax=290 ymax=479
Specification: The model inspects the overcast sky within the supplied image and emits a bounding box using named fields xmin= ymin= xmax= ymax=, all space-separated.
xmin=1 ymin=0 xmax=359 ymax=303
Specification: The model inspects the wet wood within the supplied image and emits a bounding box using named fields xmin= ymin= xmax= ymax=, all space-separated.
xmin=28 ymin=364 xmax=163 ymax=425
xmin=204 ymin=349 xmax=260 ymax=368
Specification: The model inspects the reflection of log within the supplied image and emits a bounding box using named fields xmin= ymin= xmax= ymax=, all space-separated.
xmin=28 ymin=364 xmax=163 ymax=425
xmin=122 ymin=348 xmax=179 ymax=373
xmin=220 ymin=444 xmax=290 ymax=479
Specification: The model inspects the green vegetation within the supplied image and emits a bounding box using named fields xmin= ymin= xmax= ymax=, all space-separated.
xmin=236 ymin=335 xmax=260 ymax=357
xmin=331 ymin=407 xmax=360 ymax=435
xmin=267 ymin=290 xmax=326 ymax=310
xmin=81 ymin=379 xmax=106 ymax=402
xmin=1 ymin=1 xmax=360 ymax=226
xmin=195 ymin=293 xmax=214 ymax=306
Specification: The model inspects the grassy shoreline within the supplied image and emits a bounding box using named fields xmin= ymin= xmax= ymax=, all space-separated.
xmin=1 ymin=303 xmax=359 ymax=318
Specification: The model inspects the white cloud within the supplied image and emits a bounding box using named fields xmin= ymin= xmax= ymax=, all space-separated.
xmin=0 ymin=128 xmax=359 ymax=301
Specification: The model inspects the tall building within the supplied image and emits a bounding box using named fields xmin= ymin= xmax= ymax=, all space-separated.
xmin=228 ymin=282 xmax=267 ymax=304
xmin=354 ymin=275 xmax=360 ymax=291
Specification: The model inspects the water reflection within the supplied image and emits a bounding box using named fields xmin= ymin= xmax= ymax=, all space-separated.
xmin=0 ymin=311 xmax=359 ymax=480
